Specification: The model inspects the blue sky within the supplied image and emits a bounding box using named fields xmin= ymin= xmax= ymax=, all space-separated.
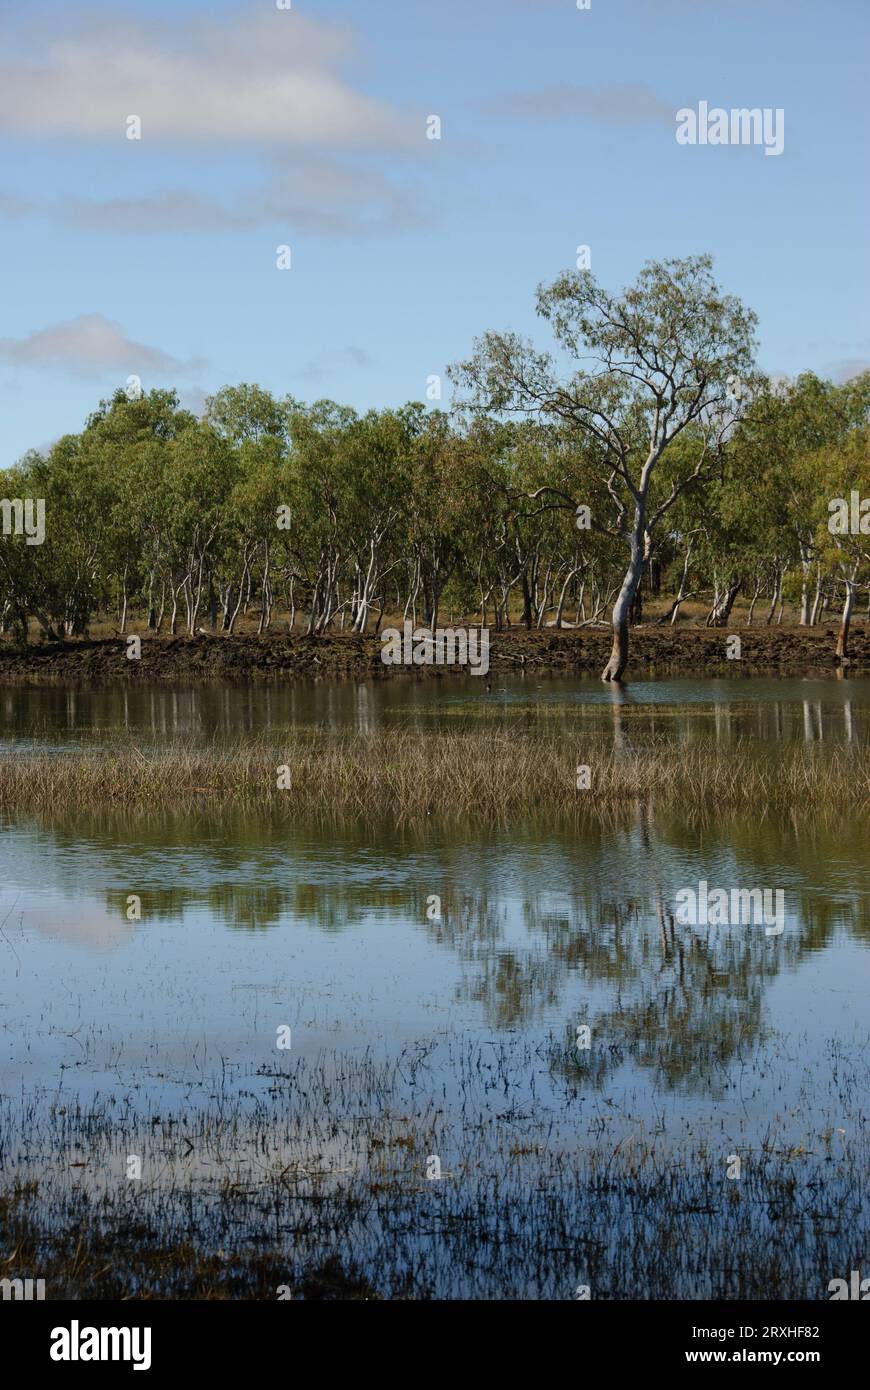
xmin=0 ymin=0 xmax=867 ymax=466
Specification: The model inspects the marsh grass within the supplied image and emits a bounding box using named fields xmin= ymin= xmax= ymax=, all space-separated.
xmin=0 ymin=729 xmax=865 ymax=821
xmin=2 ymin=718 xmax=866 ymax=1299
xmin=2 ymin=1040 xmax=867 ymax=1300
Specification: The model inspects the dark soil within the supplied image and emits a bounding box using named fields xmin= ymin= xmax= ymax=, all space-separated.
xmin=0 ymin=623 xmax=866 ymax=684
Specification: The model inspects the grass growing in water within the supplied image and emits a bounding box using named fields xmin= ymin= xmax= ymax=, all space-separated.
xmin=1 ymin=1039 xmax=866 ymax=1300
xmin=0 ymin=730 xmax=865 ymax=820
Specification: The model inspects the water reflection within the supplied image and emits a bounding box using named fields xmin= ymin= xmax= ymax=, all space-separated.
xmin=1 ymin=805 xmax=866 ymax=1118
xmin=0 ymin=676 xmax=867 ymax=1155
xmin=1 ymin=674 xmax=869 ymax=750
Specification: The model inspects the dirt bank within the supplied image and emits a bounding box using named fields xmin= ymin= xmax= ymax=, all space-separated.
xmin=0 ymin=623 xmax=867 ymax=685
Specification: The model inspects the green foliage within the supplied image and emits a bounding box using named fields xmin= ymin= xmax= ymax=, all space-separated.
xmin=1 ymin=274 xmax=868 ymax=641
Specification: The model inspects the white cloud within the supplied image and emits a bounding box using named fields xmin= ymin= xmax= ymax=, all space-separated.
xmin=0 ymin=9 xmax=431 ymax=239
xmin=826 ymin=358 xmax=870 ymax=384
xmin=0 ymin=315 xmax=200 ymax=377
xmin=491 ymin=81 xmax=673 ymax=126
xmin=261 ymin=155 xmax=428 ymax=235
xmin=178 ymin=386 xmax=210 ymax=418
xmin=298 ymin=345 xmax=375 ymax=382
xmin=64 ymin=191 xmax=252 ymax=233
xmin=0 ymin=8 xmax=413 ymax=148
xmin=6 ymin=154 xmax=431 ymax=238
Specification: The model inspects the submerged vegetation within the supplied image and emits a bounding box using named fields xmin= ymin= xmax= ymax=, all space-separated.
xmin=1 ymin=1039 xmax=867 ymax=1300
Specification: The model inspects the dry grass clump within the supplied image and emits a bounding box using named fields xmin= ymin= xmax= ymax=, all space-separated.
xmin=0 ymin=730 xmax=864 ymax=821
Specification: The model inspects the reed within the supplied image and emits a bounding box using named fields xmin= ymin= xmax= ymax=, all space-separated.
xmin=0 ymin=729 xmax=864 ymax=820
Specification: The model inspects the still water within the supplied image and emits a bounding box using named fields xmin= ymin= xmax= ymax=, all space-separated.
xmin=1 ymin=672 xmax=868 ymax=746
xmin=1 ymin=675 xmax=867 ymax=1158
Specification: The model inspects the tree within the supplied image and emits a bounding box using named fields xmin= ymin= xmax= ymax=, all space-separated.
xmin=729 ymin=372 xmax=870 ymax=624
xmin=450 ymin=254 xmax=758 ymax=679
xmin=807 ymin=429 xmax=870 ymax=659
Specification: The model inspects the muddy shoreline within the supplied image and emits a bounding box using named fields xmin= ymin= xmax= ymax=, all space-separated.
xmin=0 ymin=624 xmax=867 ymax=684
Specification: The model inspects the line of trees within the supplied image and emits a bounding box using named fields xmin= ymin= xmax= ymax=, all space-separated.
xmin=1 ymin=256 xmax=868 ymax=676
